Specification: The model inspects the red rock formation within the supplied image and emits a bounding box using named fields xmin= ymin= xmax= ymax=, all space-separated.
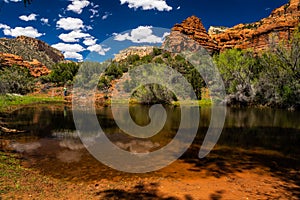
xmin=211 ymin=0 xmax=300 ymax=51
xmin=164 ymin=0 xmax=300 ymax=53
xmin=0 ymin=35 xmax=64 ymax=68
xmin=163 ymin=16 xmax=219 ymax=54
xmin=0 ymin=52 xmax=50 ymax=77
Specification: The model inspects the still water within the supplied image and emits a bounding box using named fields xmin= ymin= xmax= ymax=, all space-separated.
xmin=0 ymin=104 xmax=299 ymax=182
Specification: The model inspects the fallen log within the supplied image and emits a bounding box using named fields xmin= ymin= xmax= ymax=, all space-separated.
xmin=0 ymin=125 xmax=26 ymax=134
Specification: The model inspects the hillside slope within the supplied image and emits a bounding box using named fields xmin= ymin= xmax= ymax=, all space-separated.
xmin=0 ymin=35 xmax=64 ymax=68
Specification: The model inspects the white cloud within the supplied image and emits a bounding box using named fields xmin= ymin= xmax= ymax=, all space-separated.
xmin=89 ymin=9 xmax=99 ymax=18
xmin=177 ymin=6 xmax=181 ymax=10
xmin=85 ymin=25 xmax=93 ymax=30
xmin=120 ymin=0 xmax=172 ymax=11
xmin=0 ymin=24 xmax=44 ymax=38
xmin=113 ymin=26 xmax=168 ymax=43
xmin=41 ymin=18 xmax=50 ymax=26
xmin=51 ymin=43 xmax=85 ymax=53
xmin=67 ymin=0 xmax=90 ymax=14
xmin=102 ymin=12 xmax=112 ymax=20
xmin=87 ymin=44 xmax=110 ymax=56
xmin=19 ymin=13 xmax=37 ymax=21
xmin=83 ymin=37 xmax=97 ymax=46
xmin=64 ymin=52 xmax=83 ymax=60
xmin=58 ymin=30 xmax=90 ymax=42
xmin=52 ymin=43 xmax=85 ymax=60
xmin=56 ymin=17 xmax=85 ymax=30
xmin=4 ymin=0 xmax=22 ymax=3
xmin=0 ymin=23 xmax=10 ymax=29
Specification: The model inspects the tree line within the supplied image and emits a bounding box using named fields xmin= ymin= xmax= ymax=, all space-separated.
xmin=0 ymin=27 xmax=299 ymax=109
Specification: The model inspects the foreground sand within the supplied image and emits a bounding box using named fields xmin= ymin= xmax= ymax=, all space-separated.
xmin=1 ymin=153 xmax=298 ymax=200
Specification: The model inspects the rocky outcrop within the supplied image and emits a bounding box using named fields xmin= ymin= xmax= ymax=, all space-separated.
xmin=114 ymin=46 xmax=154 ymax=62
xmin=211 ymin=0 xmax=300 ymax=51
xmin=0 ymin=52 xmax=50 ymax=77
xmin=0 ymin=35 xmax=64 ymax=68
xmin=208 ymin=26 xmax=228 ymax=36
xmin=163 ymin=16 xmax=219 ymax=54
xmin=164 ymin=0 xmax=300 ymax=53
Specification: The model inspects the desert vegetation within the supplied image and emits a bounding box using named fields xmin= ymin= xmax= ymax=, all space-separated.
xmin=0 ymin=28 xmax=299 ymax=109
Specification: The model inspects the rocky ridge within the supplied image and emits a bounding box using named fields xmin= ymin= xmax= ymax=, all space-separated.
xmin=114 ymin=46 xmax=154 ymax=62
xmin=211 ymin=0 xmax=300 ymax=51
xmin=0 ymin=35 xmax=64 ymax=68
xmin=163 ymin=0 xmax=300 ymax=53
xmin=163 ymin=16 xmax=219 ymax=54
xmin=0 ymin=52 xmax=50 ymax=77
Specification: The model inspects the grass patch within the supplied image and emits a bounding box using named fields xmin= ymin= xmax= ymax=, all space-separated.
xmin=0 ymin=151 xmax=24 ymax=195
xmin=97 ymin=98 xmax=213 ymax=107
xmin=172 ymin=99 xmax=212 ymax=106
xmin=0 ymin=94 xmax=64 ymax=112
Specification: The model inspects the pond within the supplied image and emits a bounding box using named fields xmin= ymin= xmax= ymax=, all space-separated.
xmin=0 ymin=104 xmax=300 ymax=186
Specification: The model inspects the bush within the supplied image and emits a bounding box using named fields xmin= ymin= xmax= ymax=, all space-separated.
xmin=152 ymin=47 xmax=162 ymax=56
xmin=214 ymin=49 xmax=259 ymax=105
xmin=105 ymin=62 xmax=123 ymax=79
xmin=44 ymin=62 xmax=79 ymax=86
xmin=0 ymin=65 xmax=35 ymax=95
xmin=126 ymin=55 xmax=140 ymax=65
xmin=257 ymin=30 xmax=300 ymax=108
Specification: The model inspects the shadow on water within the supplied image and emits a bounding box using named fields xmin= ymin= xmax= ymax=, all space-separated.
xmin=1 ymin=105 xmax=300 ymax=198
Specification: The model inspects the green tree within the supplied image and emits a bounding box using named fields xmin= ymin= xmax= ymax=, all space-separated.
xmin=257 ymin=28 xmax=300 ymax=108
xmin=105 ymin=62 xmax=123 ymax=79
xmin=214 ymin=48 xmax=259 ymax=105
xmin=44 ymin=62 xmax=79 ymax=86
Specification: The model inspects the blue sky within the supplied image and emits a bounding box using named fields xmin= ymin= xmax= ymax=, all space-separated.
xmin=0 ymin=0 xmax=289 ymax=62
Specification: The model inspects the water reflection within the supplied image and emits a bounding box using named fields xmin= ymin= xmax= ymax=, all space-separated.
xmin=0 ymin=105 xmax=299 ymax=180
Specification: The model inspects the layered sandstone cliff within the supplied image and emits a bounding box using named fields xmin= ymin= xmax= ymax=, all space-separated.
xmin=163 ymin=0 xmax=300 ymax=53
xmin=211 ymin=0 xmax=300 ymax=51
xmin=114 ymin=46 xmax=154 ymax=62
xmin=163 ymin=16 xmax=219 ymax=54
xmin=0 ymin=52 xmax=50 ymax=77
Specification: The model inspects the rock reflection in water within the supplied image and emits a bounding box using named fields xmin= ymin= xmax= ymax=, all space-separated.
xmin=57 ymin=150 xmax=83 ymax=163
xmin=115 ymin=140 xmax=160 ymax=154
xmin=0 ymin=105 xmax=299 ymax=182
xmin=9 ymin=142 xmax=41 ymax=153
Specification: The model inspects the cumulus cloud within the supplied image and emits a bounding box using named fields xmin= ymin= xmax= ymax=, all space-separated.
xmin=58 ymin=30 xmax=90 ymax=42
xmin=83 ymin=37 xmax=97 ymax=46
xmin=0 ymin=24 xmax=44 ymax=38
xmin=51 ymin=43 xmax=85 ymax=53
xmin=52 ymin=43 xmax=85 ymax=60
xmin=120 ymin=0 xmax=172 ymax=11
xmin=0 ymin=24 xmax=10 ymax=29
xmin=113 ymin=26 xmax=168 ymax=43
xmin=19 ymin=13 xmax=37 ymax=21
xmin=64 ymin=52 xmax=83 ymax=60
xmin=41 ymin=18 xmax=50 ymax=26
xmin=56 ymin=17 xmax=85 ymax=30
xmin=67 ymin=0 xmax=90 ymax=14
xmin=102 ymin=12 xmax=112 ymax=20
xmin=87 ymin=44 xmax=110 ymax=56
xmin=4 ymin=0 xmax=22 ymax=3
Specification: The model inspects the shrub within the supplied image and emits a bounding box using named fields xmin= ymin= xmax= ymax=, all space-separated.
xmin=44 ymin=62 xmax=79 ymax=86
xmin=0 ymin=65 xmax=35 ymax=95
xmin=105 ymin=62 xmax=123 ymax=79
